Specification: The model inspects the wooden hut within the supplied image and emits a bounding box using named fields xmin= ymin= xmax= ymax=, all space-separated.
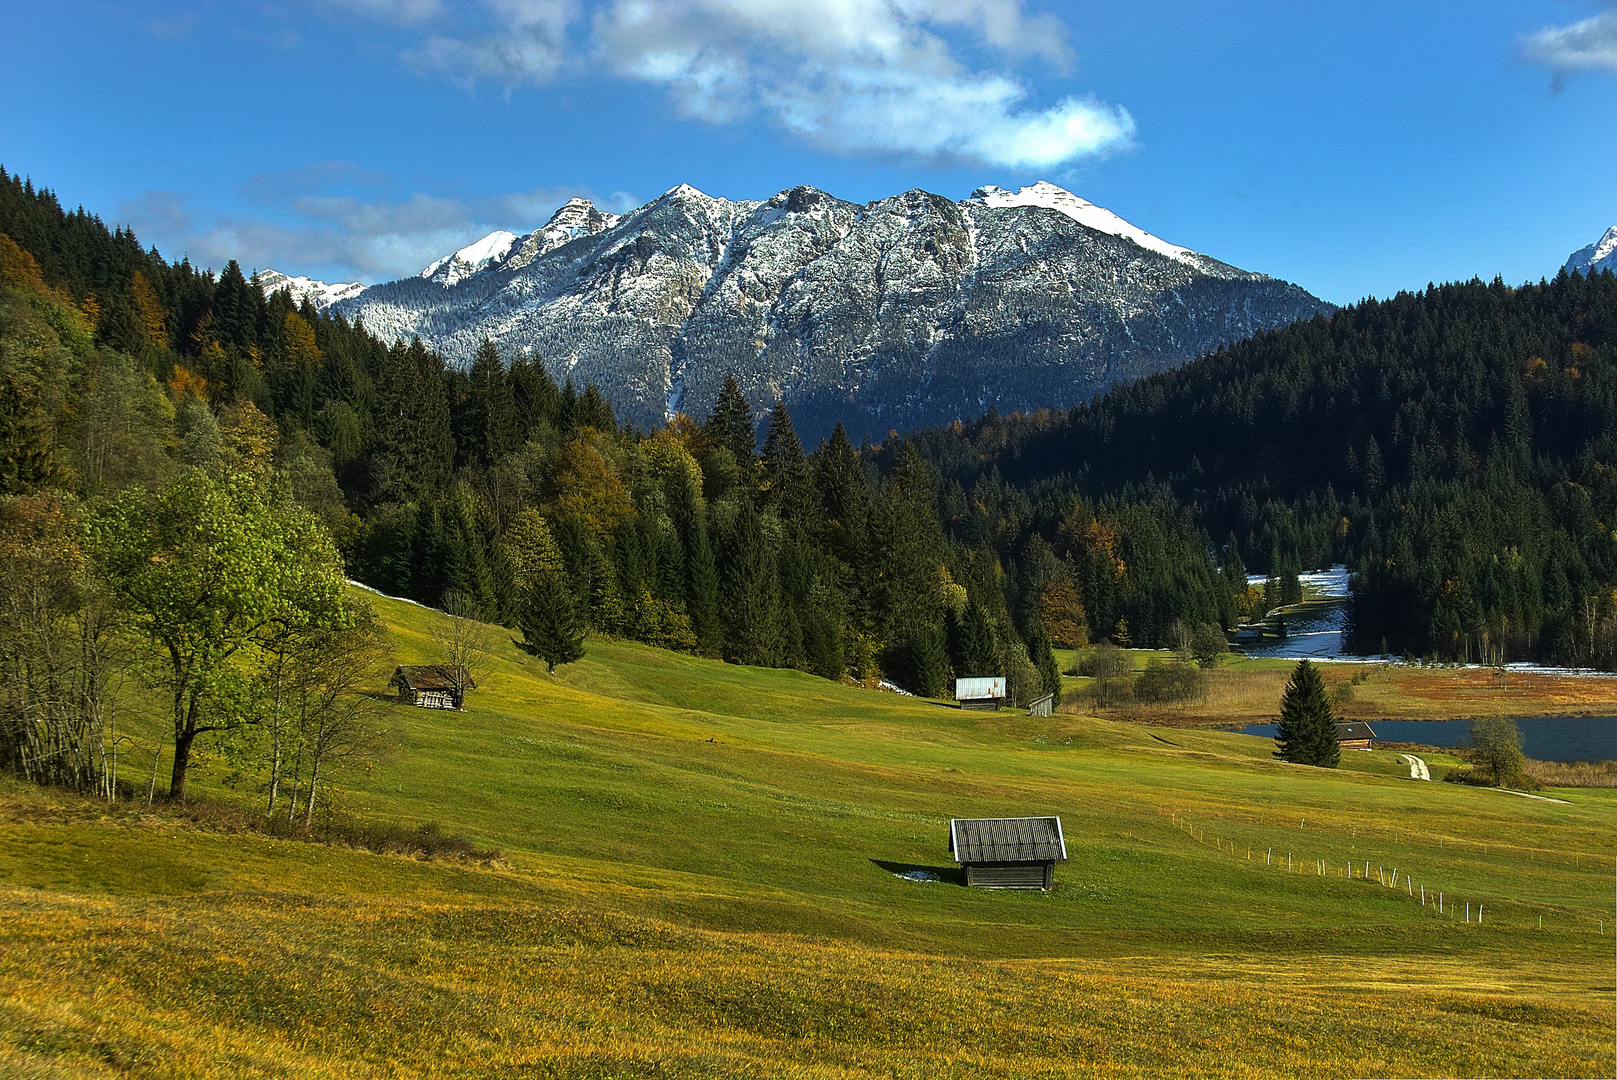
xmin=955 ymin=676 xmax=1006 ymax=711
xmin=391 ymin=664 xmax=473 ymax=710
xmin=1027 ymin=692 xmax=1054 ymax=717
xmin=949 ymin=816 xmax=1067 ymax=890
xmin=1335 ymin=721 xmax=1376 ymax=750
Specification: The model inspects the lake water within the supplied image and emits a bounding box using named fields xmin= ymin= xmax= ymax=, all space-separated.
xmin=1242 ymin=566 xmax=1357 ymax=660
xmin=1237 ymin=717 xmax=1617 ymax=763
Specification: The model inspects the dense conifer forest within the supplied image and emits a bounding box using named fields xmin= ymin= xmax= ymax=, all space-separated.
xmin=895 ymin=268 xmax=1617 ymax=665
xmin=4 ymin=162 xmax=1616 ymax=700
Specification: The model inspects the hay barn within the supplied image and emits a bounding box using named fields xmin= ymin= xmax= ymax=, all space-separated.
xmin=955 ymin=676 xmax=1006 ymax=710
xmin=1336 ymin=721 xmax=1376 ymax=749
xmin=949 ymin=816 xmax=1067 ymax=890
xmin=391 ymin=665 xmax=473 ymax=710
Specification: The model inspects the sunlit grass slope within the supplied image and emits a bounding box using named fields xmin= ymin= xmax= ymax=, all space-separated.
xmin=0 ymin=587 xmax=1612 ymax=1078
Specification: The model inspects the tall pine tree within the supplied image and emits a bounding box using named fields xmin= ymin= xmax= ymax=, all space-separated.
xmin=1273 ymin=659 xmax=1339 ymax=767
xmin=521 ymin=569 xmax=586 ymax=673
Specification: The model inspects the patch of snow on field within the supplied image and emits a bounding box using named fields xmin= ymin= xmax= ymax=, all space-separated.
xmin=347 ymin=580 xmax=441 ymax=613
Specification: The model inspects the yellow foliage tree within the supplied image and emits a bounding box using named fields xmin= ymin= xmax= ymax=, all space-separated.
xmin=546 ymin=438 xmax=633 ymax=536
xmin=218 ymin=401 xmax=277 ymax=472
xmin=281 ymin=311 xmax=322 ymax=370
xmin=130 ymin=270 xmax=168 ymax=350
xmin=0 ymin=234 xmax=49 ymax=296
xmin=1039 ymin=578 xmax=1088 ymax=648
xmin=168 ymin=365 xmax=209 ymax=402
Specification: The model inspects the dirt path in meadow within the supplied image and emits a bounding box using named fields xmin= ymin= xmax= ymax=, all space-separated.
xmin=1399 ymin=754 xmax=1431 ymax=780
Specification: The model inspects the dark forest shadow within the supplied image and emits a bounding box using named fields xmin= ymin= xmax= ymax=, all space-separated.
xmin=871 ymin=859 xmax=965 ymax=886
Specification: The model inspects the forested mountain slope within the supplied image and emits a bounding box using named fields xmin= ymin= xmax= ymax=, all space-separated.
xmin=896 ymin=271 xmax=1617 ymax=663
xmin=0 ymin=166 xmax=1244 ymax=702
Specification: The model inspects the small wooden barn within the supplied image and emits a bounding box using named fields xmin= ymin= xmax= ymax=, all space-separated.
xmin=955 ymin=676 xmax=1006 ymax=710
xmin=391 ymin=665 xmax=473 ymax=710
xmin=1027 ymin=692 xmax=1054 ymax=717
xmin=949 ymin=816 xmax=1067 ymax=890
xmin=1336 ymin=721 xmax=1376 ymax=749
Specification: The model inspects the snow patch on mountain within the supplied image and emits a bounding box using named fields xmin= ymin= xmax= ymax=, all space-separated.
xmin=421 ymin=230 xmax=519 ymax=286
xmin=970 ymin=181 xmax=1197 ymax=265
xmin=1566 ymin=226 xmax=1617 ymax=277
xmin=505 ymin=199 xmax=621 ymax=271
xmin=256 ymin=269 xmax=365 ymax=310
xmin=333 ymin=178 xmax=1330 ymax=442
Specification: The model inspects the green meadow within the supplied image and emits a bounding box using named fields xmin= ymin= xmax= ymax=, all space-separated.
xmin=0 ymin=588 xmax=1612 ymax=1078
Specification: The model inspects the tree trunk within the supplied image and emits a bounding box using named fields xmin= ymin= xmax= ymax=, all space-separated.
xmin=169 ymin=728 xmax=195 ymax=801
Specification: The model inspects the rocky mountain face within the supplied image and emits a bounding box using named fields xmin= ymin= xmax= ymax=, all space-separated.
xmin=255 ymin=269 xmax=365 ymax=309
xmin=331 ymin=181 xmax=1332 ymax=441
xmin=1566 ymin=226 xmax=1617 ymax=277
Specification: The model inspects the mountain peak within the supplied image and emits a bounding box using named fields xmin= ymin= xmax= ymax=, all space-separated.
xmin=1566 ymin=225 xmax=1617 ymax=277
xmin=420 ymin=230 xmax=519 ymax=285
xmin=335 ymin=177 xmax=1327 ymax=441
xmin=968 ymin=181 xmax=1197 ymax=265
xmin=256 ymin=269 xmax=365 ymax=310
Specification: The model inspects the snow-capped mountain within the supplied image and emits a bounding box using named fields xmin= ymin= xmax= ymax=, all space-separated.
xmin=1566 ymin=226 xmax=1617 ymax=277
xmin=335 ymin=180 xmax=1332 ymax=440
xmin=256 ymin=269 xmax=365 ymax=310
xmin=420 ymin=230 xmax=519 ymax=287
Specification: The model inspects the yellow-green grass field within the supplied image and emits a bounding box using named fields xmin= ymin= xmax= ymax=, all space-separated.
xmin=1 ymin=588 xmax=1613 ymax=1078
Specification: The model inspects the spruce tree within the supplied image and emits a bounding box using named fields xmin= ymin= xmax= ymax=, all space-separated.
xmin=685 ymin=520 xmax=722 ymax=656
xmin=951 ymin=600 xmax=997 ymax=677
xmin=1273 ymin=659 xmax=1339 ymax=767
xmin=706 ymin=373 xmax=756 ymax=466
xmin=1028 ymin=622 xmax=1062 ymax=706
xmin=521 ymin=570 xmax=585 ymax=673
xmin=463 ymin=336 xmax=515 ymax=467
xmin=905 ymin=618 xmax=949 ymax=698
xmin=761 ymin=400 xmax=810 ymax=520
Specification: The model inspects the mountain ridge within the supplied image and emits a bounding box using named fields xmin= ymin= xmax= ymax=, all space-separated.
xmin=1566 ymin=225 xmax=1617 ymax=277
xmin=273 ymin=180 xmax=1335 ymax=440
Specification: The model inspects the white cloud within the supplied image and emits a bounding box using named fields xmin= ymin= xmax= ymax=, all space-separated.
xmin=383 ymin=0 xmax=1128 ymax=168
xmin=1521 ymin=7 xmax=1617 ymax=81
xmin=404 ymin=0 xmax=577 ymax=85
xmin=588 ymin=0 xmax=1123 ymax=167
xmin=120 ymin=174 xmax=628 ymax=282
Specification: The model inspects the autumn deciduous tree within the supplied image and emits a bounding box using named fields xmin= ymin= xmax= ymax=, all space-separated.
xmin=429 ymin=589 xmax=492 ymax=704
xmin=89 ymin=469 xmax=347 ymax=800
xmin=545 ymin=437 xmax=632 ymax=536
xmin=1039 ymin=578 xmax=1087 ymax=649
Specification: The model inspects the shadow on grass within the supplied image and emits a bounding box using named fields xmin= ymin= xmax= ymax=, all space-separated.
xmin=871 ymin=859 xmax=965 ymax=886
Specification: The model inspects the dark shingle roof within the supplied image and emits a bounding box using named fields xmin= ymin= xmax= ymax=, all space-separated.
xmin=1335 ymin=721 xmax=1376 ymax=742
xmin=950 ymin=817 xmax=1067 ymax=863
xmin=393 ymin=664 xmax=471 ymax=691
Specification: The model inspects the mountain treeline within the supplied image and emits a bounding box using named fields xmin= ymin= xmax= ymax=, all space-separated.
xmin=892 ymin=269 xmax=1617 ymax=666
xmin=0 ymin=167 xmax=1253 ymax=712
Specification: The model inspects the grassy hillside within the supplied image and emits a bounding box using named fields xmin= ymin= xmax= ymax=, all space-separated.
xmin=1 ymin=589 xmax=1613 ymax=1078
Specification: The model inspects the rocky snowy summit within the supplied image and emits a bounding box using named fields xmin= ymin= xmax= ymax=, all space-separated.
xmin=328 ymin=180 xmax=1331 ymax=440
xmin=1566 ymin=226 xmax=1617 ymax=277
xmin=255 ymin=269 xmax=365 ymax=310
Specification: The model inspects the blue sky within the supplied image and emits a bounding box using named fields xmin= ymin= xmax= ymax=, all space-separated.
xmin=3 ymin=0 xmax=1615 ymax=305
